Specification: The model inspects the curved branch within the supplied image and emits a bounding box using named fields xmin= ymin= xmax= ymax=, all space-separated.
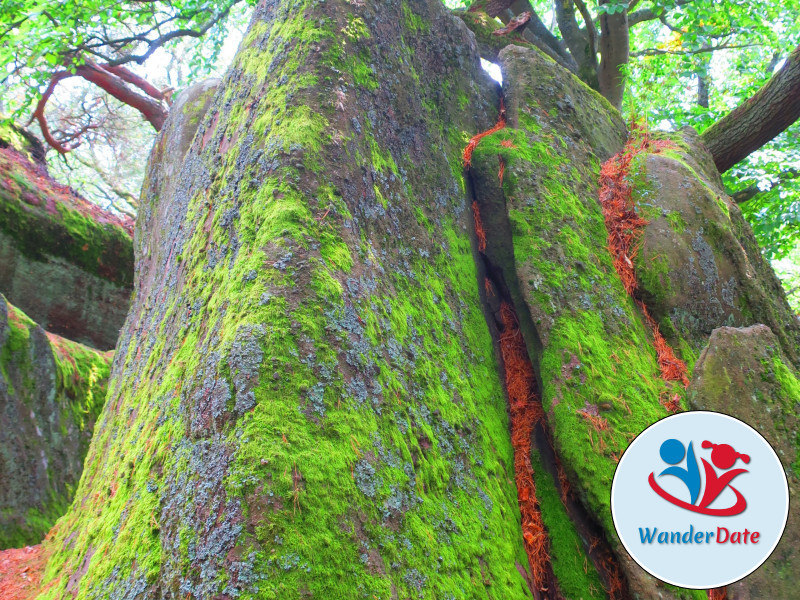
xmin=574 ymin=0 xmax=598 ymax=58
xmin=30 ymin=61 xmax=168 ymax=154
xmin=89 ymin=2 xmax=240 ymax=67
xmin=632 ymin=42 xmax=756 ymax=57
xmin=730 ymin=169 xmax=800 ymax=204
xmin=101 ymin=65 xmax=167 ymax=103
xmin=554 ymin=0 xmax=598 ymax=88
xmin=29 ymin=71 xmax=77 ymax=154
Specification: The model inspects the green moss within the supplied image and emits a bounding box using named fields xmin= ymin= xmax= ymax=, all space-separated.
xmin=402 ymin=1 xmax=430 ymax=33
xmin=665 ymin=211 xmax=686 ymax=234
xmin=541 ymin=312 xmax=671 ymax=534
xmin=0 ymin=119 xmax=30 ymax=155
xmin=636 ymin=253 xmax=672 ymax=305
xmin=36 ymin=1 xmax=535 ymax=598
xmin=469 ymin=65 xmax=678 ymax=587
xmin=182 ymin=86 xmax=218 ymax=126
xmin=529 ymin=448 xmax=606 ymax=599
xmin=0 ymin=298 xmax=111 ymax=548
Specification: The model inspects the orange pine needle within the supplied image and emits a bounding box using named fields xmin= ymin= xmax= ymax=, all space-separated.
xmin=472 ymin=201 xmax=487 ymax=252
xmin=599 ymin=124 xmax=689 ymax=388
xmin=484 ymin=277 xmax=494 ymax=296
xmin=499 ymin=301 xmax=552 ymax=589
xmin=463 ymin=99 xmax=507 ymax=167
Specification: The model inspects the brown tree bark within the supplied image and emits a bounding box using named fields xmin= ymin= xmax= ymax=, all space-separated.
xmin=597 ymin=2 xmax=629 ymax=109
xmin=702 ymin=43 xmax=800 ymax=173
xmin=555 ymin=0 xmax=599 ymax=89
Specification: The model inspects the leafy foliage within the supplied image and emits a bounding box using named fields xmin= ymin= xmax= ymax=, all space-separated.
xmin=623 ymin=0 xmax=800 ymax=259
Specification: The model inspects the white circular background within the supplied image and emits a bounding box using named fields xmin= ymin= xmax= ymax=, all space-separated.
xmin=611 ymin=411 xmax=789 ymax=589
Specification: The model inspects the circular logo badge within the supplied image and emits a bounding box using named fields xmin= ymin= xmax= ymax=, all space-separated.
xmin=611 ymin=411 xmax=789 ymax=589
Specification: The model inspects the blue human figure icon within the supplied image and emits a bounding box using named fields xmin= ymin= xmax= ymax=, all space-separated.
xmin=658 ymin=438 xmax=701 ymax=505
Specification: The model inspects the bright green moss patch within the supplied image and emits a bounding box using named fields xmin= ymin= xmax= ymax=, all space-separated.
xmin=665 ymin=211 xmax=686 ymax=234
xmin=470 ymin=47 xmax=678 ymax=579
xmin=402 ymin=1 xmax=430 ymax=33
xmin=540 ymin=312 xmax=672 ymax=534
xmin=35 ymin=0 xmax=536 ymax=598
xmin=529 ymin=448 xmax=606 ymax=600
xmin=636 ymin=253 xmax=672 ymax=305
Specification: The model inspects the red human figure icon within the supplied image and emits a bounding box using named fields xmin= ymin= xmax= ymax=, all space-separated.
xmin=698 ymin=441 xmax=750 ymax=510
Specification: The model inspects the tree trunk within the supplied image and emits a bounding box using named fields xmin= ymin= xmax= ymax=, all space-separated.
xmin=555 ymin=0 xmax=600 ymax=90
xmin=702 ymin=43 xmax=800 ymax=173
xmin=597 ymin=2 xmax=629 ymax=109
xmin=696 ymin=52 xmax=711 ymax=108
xmin=33 ymin=1 xmax=543 ymax=597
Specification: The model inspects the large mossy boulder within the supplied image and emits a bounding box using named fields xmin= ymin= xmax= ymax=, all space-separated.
xmin=469 ymin=44 xmax=695 ymax=599
xmin=689 ymin=325 xmax=800 ymax=600
xmin=630 ymin=129 xmax=800 ymax=368
xmin=0 ymin=132 xmax=133 ymax=351
xmin=0 ymin=294 xmax=112 ymax=549
xmin=35 ymin=2 xmax=545 ymax=598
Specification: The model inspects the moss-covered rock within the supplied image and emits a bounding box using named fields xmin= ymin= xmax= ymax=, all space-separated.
xmin=469 ymin=45 xmax=698 ymax=599
xmin=0 ymin=294 xmax=112 ymax=549
xmin=35 ymin=2 xmax=544 ymax=598
xmin=631 ymin=128 xmax=800 ymax=369
xmin=689 ymin=324 xmax=800 ymax=599
xmin=0 ymin=134 xmax=134 ymax=350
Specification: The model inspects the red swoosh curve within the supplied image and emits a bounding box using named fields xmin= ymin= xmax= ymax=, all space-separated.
xmin=648 ymin=472 xmax=747 ymax=516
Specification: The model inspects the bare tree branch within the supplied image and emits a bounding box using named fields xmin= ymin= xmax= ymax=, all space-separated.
xmin=574 ymin=0 xmax=598 ymax=59
xmin=29 ymin=60 xmax=168 ymax=154
xmin=554 ymin=0 xmax=598 ymax=88
xmin=632 ymin=42 xmax=757 ymax=57
xmin=79 ymin=2 xmax=240 ymax=67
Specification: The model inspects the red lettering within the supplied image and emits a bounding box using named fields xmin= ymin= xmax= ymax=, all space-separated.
xmin=717 ymin=527 xmax=729 ymax=543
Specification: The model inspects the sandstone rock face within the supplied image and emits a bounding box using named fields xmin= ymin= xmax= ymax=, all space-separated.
xmin=35 ymin=2 xmax=545 ymax=598
xmin=0 ymin=295 xmax=112 ymax=548
xmin=632 ymin=129 xmax=800 ymax=368
xmin=0 ymin=137 xmax=133 ymax=350
xmin=689 ymin=325 xmax=800 ymax=600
